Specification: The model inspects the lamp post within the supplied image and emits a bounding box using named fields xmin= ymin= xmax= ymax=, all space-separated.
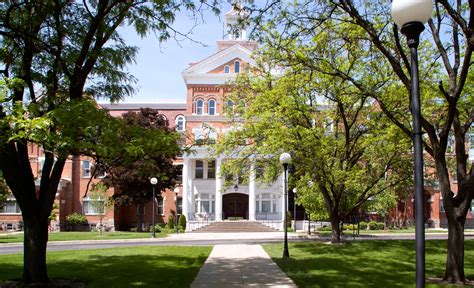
xmin=174 ymin=187 xmax=179 ymax=234
xmin=150 ymin=177 xmax=158 ymax=238
xmin=279 ymin=152 xmax=291 ymax=258
xmin=391 ymin=1 xmax=432 ymax=287
xmin=293 ymin=188 xmax=297 ymax=231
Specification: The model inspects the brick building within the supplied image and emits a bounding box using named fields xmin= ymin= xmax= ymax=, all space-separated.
xmin=2 ymin=5 xmax=474 ymax=231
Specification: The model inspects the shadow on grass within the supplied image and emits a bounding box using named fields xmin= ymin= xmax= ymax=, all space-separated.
xmin=0 ymin=247 xmax=210 ymax=288
xmin=265 ymin=240 xmax=474 ymax=288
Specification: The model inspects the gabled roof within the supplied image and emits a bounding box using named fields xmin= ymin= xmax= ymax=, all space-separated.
xmin=182 ymin=43 xmax=256 ymax=85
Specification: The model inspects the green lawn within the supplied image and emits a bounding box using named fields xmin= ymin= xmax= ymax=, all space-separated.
xmin=263 ymin=240 xmax=474 ymax=288
xmin=0 ymin=246 xmax=211 ymax=287
xmin=0 ymin=231 xmax=167 ymax=243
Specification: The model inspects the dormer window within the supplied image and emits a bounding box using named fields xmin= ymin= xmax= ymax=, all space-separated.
xmin=208 ymin=99 xmax=216 ymax=115
xmin=224 ymin=65 xmax=230 ymax=74
xmin=234 ymin=61 xmax=240 ymax=73
xmin=196 ymin=99 xmax=204 ymax=115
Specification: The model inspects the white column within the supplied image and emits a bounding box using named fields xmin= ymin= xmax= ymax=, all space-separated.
xmin=249 ymin=162 xmax=256 ymax=221
xmin=215 ymin=158 xmax=223 ymax=221
xmin=182 ymin=158 xmax=192 ymax=222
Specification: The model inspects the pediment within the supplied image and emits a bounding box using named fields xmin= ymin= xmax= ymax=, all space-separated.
xmin=182 ymin=44 xmax=255 ymax=77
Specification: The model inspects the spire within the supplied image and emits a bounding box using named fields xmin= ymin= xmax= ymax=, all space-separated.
xmin=224 ymin=2 xmax=248 ymax=41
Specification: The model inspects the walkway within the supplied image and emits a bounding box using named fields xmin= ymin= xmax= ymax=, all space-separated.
xmin=190 ymin=244 xmax=296 ymax=288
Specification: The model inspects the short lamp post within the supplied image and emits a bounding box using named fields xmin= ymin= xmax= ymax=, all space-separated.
xmin=150 ymin=177 xmax=158 ymax=238
xmin=293 ymin=188 xmax=297 ymax=231
xmin=174 ymin=187 xmax=179 ymax=234
xmin=391 ymin=1 xmax=432 ymax=287
xmin=280 ymin=152 xmax=291 ymax=258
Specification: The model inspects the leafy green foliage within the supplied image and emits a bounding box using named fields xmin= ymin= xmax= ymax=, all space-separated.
xmin=66 ymin=213 xmax=88 ymax=226
xmin=167 ymin=215 xmax=175 ymax=229
xmin=178 ymin=214 xmax=187 ymax=230
xmin=0 ymin=171 xmax=8 ymax=208
xmin=217 ymin=52 xmax=413 ymax=242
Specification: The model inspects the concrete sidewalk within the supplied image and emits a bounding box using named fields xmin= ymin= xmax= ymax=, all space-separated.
xmin=190 ymin=244 xmax=296 ymax=288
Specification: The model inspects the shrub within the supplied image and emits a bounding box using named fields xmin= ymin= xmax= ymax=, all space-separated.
xmin=66 ymin=212 xmax=87 ymax=226
xmin=178 ymin=214 xmax=187 ymax=231
xmin=359 ymin=221 xmax=368 ymax=230
xmin=368 ymin=221 xmax=378 ymax=230
xmin=343 ymin=224 xmax=357 ymax=230
xmin=317 ymin=226 xmax=332 ymax=232
xmin=377 ymin=222 xmax=385 ymax=230
xmin=167 ymin=215 xmax=175 ymax=229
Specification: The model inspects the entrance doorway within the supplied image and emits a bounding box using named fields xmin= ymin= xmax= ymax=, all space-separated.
xmin=223 ymin=193 xmax=248 ymax=220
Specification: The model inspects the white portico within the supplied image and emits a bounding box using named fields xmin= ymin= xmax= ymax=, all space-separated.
xmin=181 ymin=148 xmax=284 ymax=225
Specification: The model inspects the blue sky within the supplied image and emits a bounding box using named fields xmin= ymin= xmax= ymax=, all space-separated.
xmin=117 ymin=4 xmax=233 ymax=103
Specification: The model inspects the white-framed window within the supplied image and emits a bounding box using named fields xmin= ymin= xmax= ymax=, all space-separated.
xmin=234 ymin=61 xmax=240 ymax=73
xmin=0 ymin=198 xmax=21 ymax=214
xmin=157 ymin=197 xmax=164 ymax=215
xmin=82 ymin=160 xmax=91 ymax=178
xmin=177 ymin=197 xmax=182 ymax=214
xmin=208 ymin=131 xmax=217 ymax=144
xmin=256 ymin=193 xmax=277 ymax=213
xmin=175 ymin=115 xmax=185 ymax=131
xmin=175 ymin=164 xmax=183 ymax=184
xmin=195 ymin=160 xmax=204 ymax=179
xmin=83 ymin=197 xmax=105 ymax=215
xmin=224 ymin=65 xmax=230 ymax=74
xmin=194 ymin=159 xmax=217 ymax=179
xmin=208 ymin=99 xmax=216 ymax=115
xmin=208 ymin=161 xmax=216 ymax=179
xmin=196 ymin=193 xmax=215 ymax=213
xmin=196 ymin=99 xmax=204 ymax=115
xmin=195 ymin=130 xmax=205 ymax=145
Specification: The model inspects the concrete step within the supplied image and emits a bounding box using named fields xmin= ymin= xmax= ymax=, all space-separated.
xmin=191 ymin=221 xmax=279 ymax=233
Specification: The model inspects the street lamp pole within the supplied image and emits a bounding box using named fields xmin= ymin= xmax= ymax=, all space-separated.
xmin=391 ymin=1 xmax=432 ymax=287
xmin=293 ymin=188 xmax=297 ymax=231
xmin=280 ymin=152 xmax=292 ymax=258
xmin=150 ymin=177 xmax=158 ymax=238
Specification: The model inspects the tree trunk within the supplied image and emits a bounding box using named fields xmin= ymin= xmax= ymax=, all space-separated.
xmin=22 ymin=214 xmax=49 ymax=284
xmin=443 ymin=216 xmax=465 ymax=283
xmin=330 ymin=214 xmax=341 ymax=243
xmin=136 ymin=203 xmax=144 ymax=232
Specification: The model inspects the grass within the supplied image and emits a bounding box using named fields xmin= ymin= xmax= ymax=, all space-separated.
xmin=0 ymin=246 xmax=211 ymax=287
xmin=0 ymin=231 xmax=166 ymax=243
xmin=263 ymin=240 xmax=474 ymax=288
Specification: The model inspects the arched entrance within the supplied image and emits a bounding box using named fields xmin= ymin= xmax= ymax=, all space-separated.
xmin=223 ymin=193 xmax=248 ymax=220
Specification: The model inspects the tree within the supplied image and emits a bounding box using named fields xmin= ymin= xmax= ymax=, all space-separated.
xmin=0 ymin=1 xmax=218 ymax=284
xmin=88 ymin=183 xmax=113 ymax=236
xmin=0 ymin=171 xmax=8 ymax=209
xmin=218 ymin=63 xmax=412 ymax=243
xmin=247 ymin=0 xmax=473 ymax=282
xmin=103 ymin=108 xmax=182 ymax=232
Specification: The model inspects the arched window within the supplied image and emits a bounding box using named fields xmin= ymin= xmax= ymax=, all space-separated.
xmin=234 ymin=61 xmax=240 ymax=73
xmin=224 ymin=65 xmax=230 ymax=74
xmin=175 ymin=115 xmax=185 ymax=131
xmin=208 ymin=99 xmax=216 ymax=115
xmin=196 ymin=99 xmax=204 ymax=115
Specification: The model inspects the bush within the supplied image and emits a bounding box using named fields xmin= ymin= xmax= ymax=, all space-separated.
xmin=317 ymin=226 xmax=332 ymax=232
xmin=178 ymin=214 xmax=187 ymax=231
xmin=377 ymin=222 xmax=385 ymax=230
xmin=66 ymin=212 xmax=87 ymax=225
xmin=167 ymin=215 xmax=175 ymax=229
xmin=343 ymin=224 xmax=357 ymax=230
xmin=368 ymin=221 xmax=378 ymax=230
xmin=359 ymin=221 xmax=368 ymax=230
